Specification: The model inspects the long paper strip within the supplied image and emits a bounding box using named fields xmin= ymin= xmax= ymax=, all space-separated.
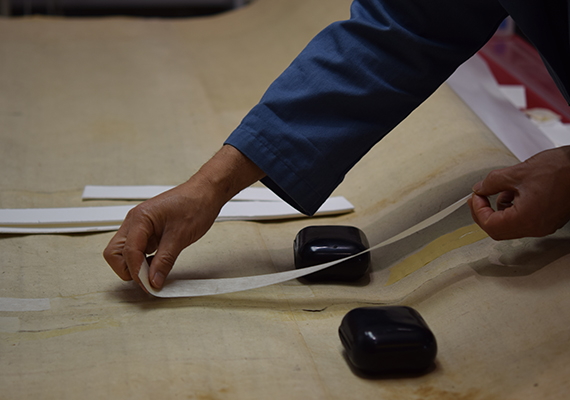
xmin=0 ymin=197 xmax=353 ymax=234
xmin=139 ymin=194 xmax=472 ymax=298
xmin=82 ymin=185 xmax=173 ymax=200
xmin=0 ymin=205 xmax=135 ymax=226
xmin=83 ymin=185 xmax=282 ymax=202
xmin=0 ymin=225 xmax=123 ymax=234
xmin=0 ymin=297 xmax=51 ymax=312
xmin=216 ymin=197 xmax=353 ymax=221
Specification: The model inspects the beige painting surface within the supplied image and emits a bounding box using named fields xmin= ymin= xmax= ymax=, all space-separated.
xmin=1 ymin=1 xmax=569 ymax=399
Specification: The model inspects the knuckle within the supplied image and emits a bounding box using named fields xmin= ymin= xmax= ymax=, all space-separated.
xmin=155 ymin=252 xmax=176 ymax=272
xmin=126 ymin=206 xmax=144 ymax=221
xmin=122 ymin=241 xmax=136 ymax=256
xmin=486 ymin=169 xmax=500 ymax=180
xmin=127 ymin=205 xmax=156 ymax=232
xmin=485 ymin=169 xmax=504 ymax=185
xmin=125 ymin=206 xmax=139 ymax=219
xmin=102 ymin=246 xmax=113 ymax=262
xmin=103 ymin=242 xmax=123 ymax=264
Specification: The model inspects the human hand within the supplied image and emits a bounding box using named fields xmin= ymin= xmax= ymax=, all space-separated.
xmin=103 ymin=145 xmax=266 ymax=290
xmin=468 ymin=146 xmax=570 ymax=240
xmin=103 ymin=178 xmax=223 ymax=290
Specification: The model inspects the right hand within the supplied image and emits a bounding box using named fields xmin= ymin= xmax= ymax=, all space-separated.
xmin=468 ymin=146 xmax=570 ymax=240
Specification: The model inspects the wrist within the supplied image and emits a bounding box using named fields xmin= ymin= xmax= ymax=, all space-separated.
xmin=190 ymin=145 xmax=266 ymax=207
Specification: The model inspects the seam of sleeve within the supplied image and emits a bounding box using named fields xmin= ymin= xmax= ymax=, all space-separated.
xmin=225 ymin=122 xmax=328 ymax=215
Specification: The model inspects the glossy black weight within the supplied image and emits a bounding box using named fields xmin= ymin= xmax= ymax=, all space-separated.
xmin=294 ymin=225 xmax=370 ymax=282
xmin=338 ymin=306 xmax=437 ymax=375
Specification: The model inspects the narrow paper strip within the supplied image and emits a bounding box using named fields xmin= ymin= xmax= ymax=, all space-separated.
xmin=216 ymin=196 xmax=354 ymax=221
xmin=83 ymin=185 xmax=283 ymax=202
xmin=0 ymin=197 xmax=353 ymax=234
xmin=139 ymin=194 xmax=472 ymax=298
xmin=0 ymin=205 xmax=135 ymax=226
xmin=0 ymin=225 xmax=122 ymax=234
xmin=0 ymin=297 xmax=51 ymax=312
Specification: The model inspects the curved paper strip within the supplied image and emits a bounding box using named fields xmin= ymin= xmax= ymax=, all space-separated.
xmin=140 ymin=194 xmax=472 ymax=298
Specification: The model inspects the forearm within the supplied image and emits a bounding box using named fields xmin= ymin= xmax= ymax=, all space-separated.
xmin=104 ymin=144 xmax=266 ymax=289
xmin=191 ymin=144 xmax=266 ymax=209
xmin=226 ymin=0 xmax=508 ymax=215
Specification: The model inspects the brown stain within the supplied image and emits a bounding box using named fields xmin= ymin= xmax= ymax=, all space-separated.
xmin=186 ymin=387 xmax=231 ymax=400
xmin=407 ymin=385 xmax=501 ymax=400
xmin=0 ymin=318 xmax=120 ymax=343
xmin=412 ymin=385 xmax=484 ymax=400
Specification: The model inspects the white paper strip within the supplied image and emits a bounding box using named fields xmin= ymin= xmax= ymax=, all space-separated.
xmin=0 ymin=297 xmax=51 ymax=312
xmin=83 ymin=185 xmax=283 ymax=202
xmin=82 ymin=185 xmax=173 ymax=200
xmin=139 ymin=194 xmax=472 ymax=298
xmin=0 ymin=197 xmax=353 ymax=234
xmin=447 ymin=55 xmax=554 ymax=161
xmin=232 ymin=187 xmax=282 ymax=202
xmin=0 ymin=225 xmax=122 ymax=234
xmin=217 ymin=196 xmax=354 ymax=221
xmin=0 ymin=205 xmax=135 ymax=226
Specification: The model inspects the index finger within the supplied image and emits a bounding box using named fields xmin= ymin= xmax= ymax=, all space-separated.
xmin=469 ymin=193 xmax=521 ymax=240
xmin=475 ymin=166 xmax=521 ymax=197
xmin=122 ymin=214 xmax=155 ymax=288
xmin=103 ymin=222 xmax=132 ymax=281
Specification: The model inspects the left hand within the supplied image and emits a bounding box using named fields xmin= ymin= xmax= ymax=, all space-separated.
xmin=468 ymin=146 xmax=570 ymax=240
xmin=103 ymin=145 xmax=266 ymax=291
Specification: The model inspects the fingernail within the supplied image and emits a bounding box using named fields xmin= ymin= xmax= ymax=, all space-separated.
xmin=472 ymin=181 xmax=482 ymax=192
xmin=152 ymin=271 xmax=165 ymax=289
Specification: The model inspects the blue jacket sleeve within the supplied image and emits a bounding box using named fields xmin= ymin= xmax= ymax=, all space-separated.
xmin=225 ymin=0 xmax=507 ymax=215
xmin=498 ymin=0 xmax=570 ymax=104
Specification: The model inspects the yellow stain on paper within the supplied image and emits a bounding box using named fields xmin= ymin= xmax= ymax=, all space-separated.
xmin=386 ymin=223 xmax=488 ymax=286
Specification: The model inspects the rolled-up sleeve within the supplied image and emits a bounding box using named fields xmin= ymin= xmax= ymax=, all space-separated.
xmin=225 ymin=0 xmax=507 ymax=215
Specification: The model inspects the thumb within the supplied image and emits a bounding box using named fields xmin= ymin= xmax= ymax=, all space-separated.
xmin=148 ymin=237 xmax=183 ymax=289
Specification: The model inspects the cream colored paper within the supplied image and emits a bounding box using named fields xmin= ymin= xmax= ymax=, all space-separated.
xmin=3 ymin=1 xmax=569 ymax=399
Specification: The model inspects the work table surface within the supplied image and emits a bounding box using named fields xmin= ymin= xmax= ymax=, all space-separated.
xmin=1 ymin=1 xmax=569 ymax=399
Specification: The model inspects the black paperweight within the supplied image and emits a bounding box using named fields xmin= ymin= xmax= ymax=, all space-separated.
xmin=339 ymin=306 xmax=437 ymax=375
xmin=294 ymin=225 xmax=370 ymax=282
